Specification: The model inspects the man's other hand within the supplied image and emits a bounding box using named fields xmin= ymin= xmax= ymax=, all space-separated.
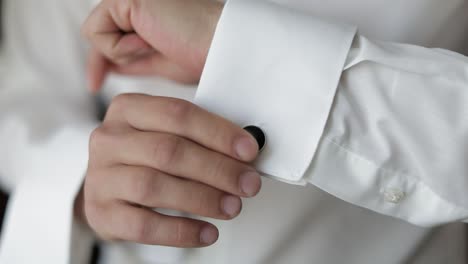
xmin=81 ymin=0 xmax=223 ymax=92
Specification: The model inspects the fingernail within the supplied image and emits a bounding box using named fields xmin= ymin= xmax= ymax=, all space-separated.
xmin=221 ymin=195 xmax=241 ymax=217
xmin=234 ymin=136 xmax=258 ymax=161
xmin=200 ymin=225 xmax=218 ymax=245
xmin=239 ymin=171 xmax=262 ymax=197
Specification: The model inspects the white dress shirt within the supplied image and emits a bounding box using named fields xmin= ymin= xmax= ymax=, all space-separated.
xmin=0 ymin=0 xmax=468 ymax=263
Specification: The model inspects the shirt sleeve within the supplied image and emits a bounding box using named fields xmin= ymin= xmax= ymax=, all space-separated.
xmin=0 ymin=0 xmax=98 ymax=263
xmin=194 ymin=0 xmax=468 ymax=226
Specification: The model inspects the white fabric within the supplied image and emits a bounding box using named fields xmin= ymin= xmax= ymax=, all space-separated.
xmin=0 ymin=0 xmax=98 ymax=263
xmin=195 ymin=0 xmax=356 ymax=184
xmin=308 ymin=36 xmax=468 ymax=226
xmin=196 ymin=0 xmax=468 ymax=226
xmin=0 ymin=0 xmax=468 ymax=263
xmin=0 ymin=127 xmax=95 ymax=264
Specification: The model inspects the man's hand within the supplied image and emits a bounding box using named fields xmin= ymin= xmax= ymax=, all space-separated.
xmin=81 ymin=0 xmax=222 ymax=92
xmin=82 ymin=94 xmax=261 ymax=247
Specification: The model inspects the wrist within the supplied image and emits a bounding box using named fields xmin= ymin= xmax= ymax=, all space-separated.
xmin=199 ymin=1 xmax=223 ymax=72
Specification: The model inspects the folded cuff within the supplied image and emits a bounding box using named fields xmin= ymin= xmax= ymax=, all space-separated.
xmin=195 ymin=0 xmax=356 ymax=183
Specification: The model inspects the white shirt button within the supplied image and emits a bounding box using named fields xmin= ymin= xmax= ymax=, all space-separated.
xmin=383 ymin=188 xmax=405 ymax=203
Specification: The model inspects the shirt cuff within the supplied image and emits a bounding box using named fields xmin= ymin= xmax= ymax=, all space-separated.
xmin=0 ymin=125 xmax=96 ymax=263
xmin=195 ymin=0 xmax=356 ymax=184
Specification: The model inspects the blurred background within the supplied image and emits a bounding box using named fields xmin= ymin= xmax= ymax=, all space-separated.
xmin=0 ymin=0 xmax=9 ymax=236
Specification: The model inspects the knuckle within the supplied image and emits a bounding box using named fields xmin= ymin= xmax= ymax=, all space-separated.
xmin=80 ymin=10 xmax=97 ymax=39
xmin=130 ymin=215 xmax=153 ymax=243
xmin=173 ymin=220 xmax=189 ymax=245
xmin=121 ymin=0 xmax=142 ymax=25
xmin=185 ymin=184 xmax=210 ymax=215
xmin=152 ymin=135 xmax=183 ymax=170
xmin=164 ymin=98 xmax=193 ymax=126
xmin=206 ymin=123 xmax=225 ymax=145
xmin=132 ymin=173 xmax=153 ymax=203
xmin=83 ymin=170 xmax=99 ymax=192
xmin=88 ymin=125 xmax=125 ymax=163
xmin=81 ymin=0 xmax=107 ymax=40
xmin=83 ymin=201 xmax=104 ymax=233
xmin=83 ymin=176 xmax=107 ymax=231
xmin=106 ymin=93 xmax=137 ymax=120
xmin=106 ymin=93 xmax=147 ymax=121
xmin=207 ymin=155 xmax=229 ymax=182
xmin=193 ymin=192 xmax=209 ymax=216
xmin=89 ymin=126 xmax=108 ymax=154
xmin=132 ymin=170 xmax=164 ymax=203
xmin=110 ymin=93 xmax=134 ymax=112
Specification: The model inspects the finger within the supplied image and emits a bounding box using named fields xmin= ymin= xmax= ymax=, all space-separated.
xmin=81 ymin=0 xmax=124 ymax=57
xmin=89 ymin=31 xmax=153 ymax=65
xmin=93 ymin=128 xmax=261 ymax=197
xmin=92 ymin=202 xmax=219 ymax=247
xmin=87 ymin=48 xmax=110 ymax=93
xmin=86 ymin=42 xmax=155 ymax=93
xmin=105 ymin=32 xmax=153 ymax=65
xmin=107 ymin=94 xmax=259 ymax=162
xmin=97 ymin=165 xmax=242 ymax=219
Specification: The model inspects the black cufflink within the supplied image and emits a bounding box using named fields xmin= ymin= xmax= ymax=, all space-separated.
xmin=243 ymin=125 xmax=266 ymax=152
